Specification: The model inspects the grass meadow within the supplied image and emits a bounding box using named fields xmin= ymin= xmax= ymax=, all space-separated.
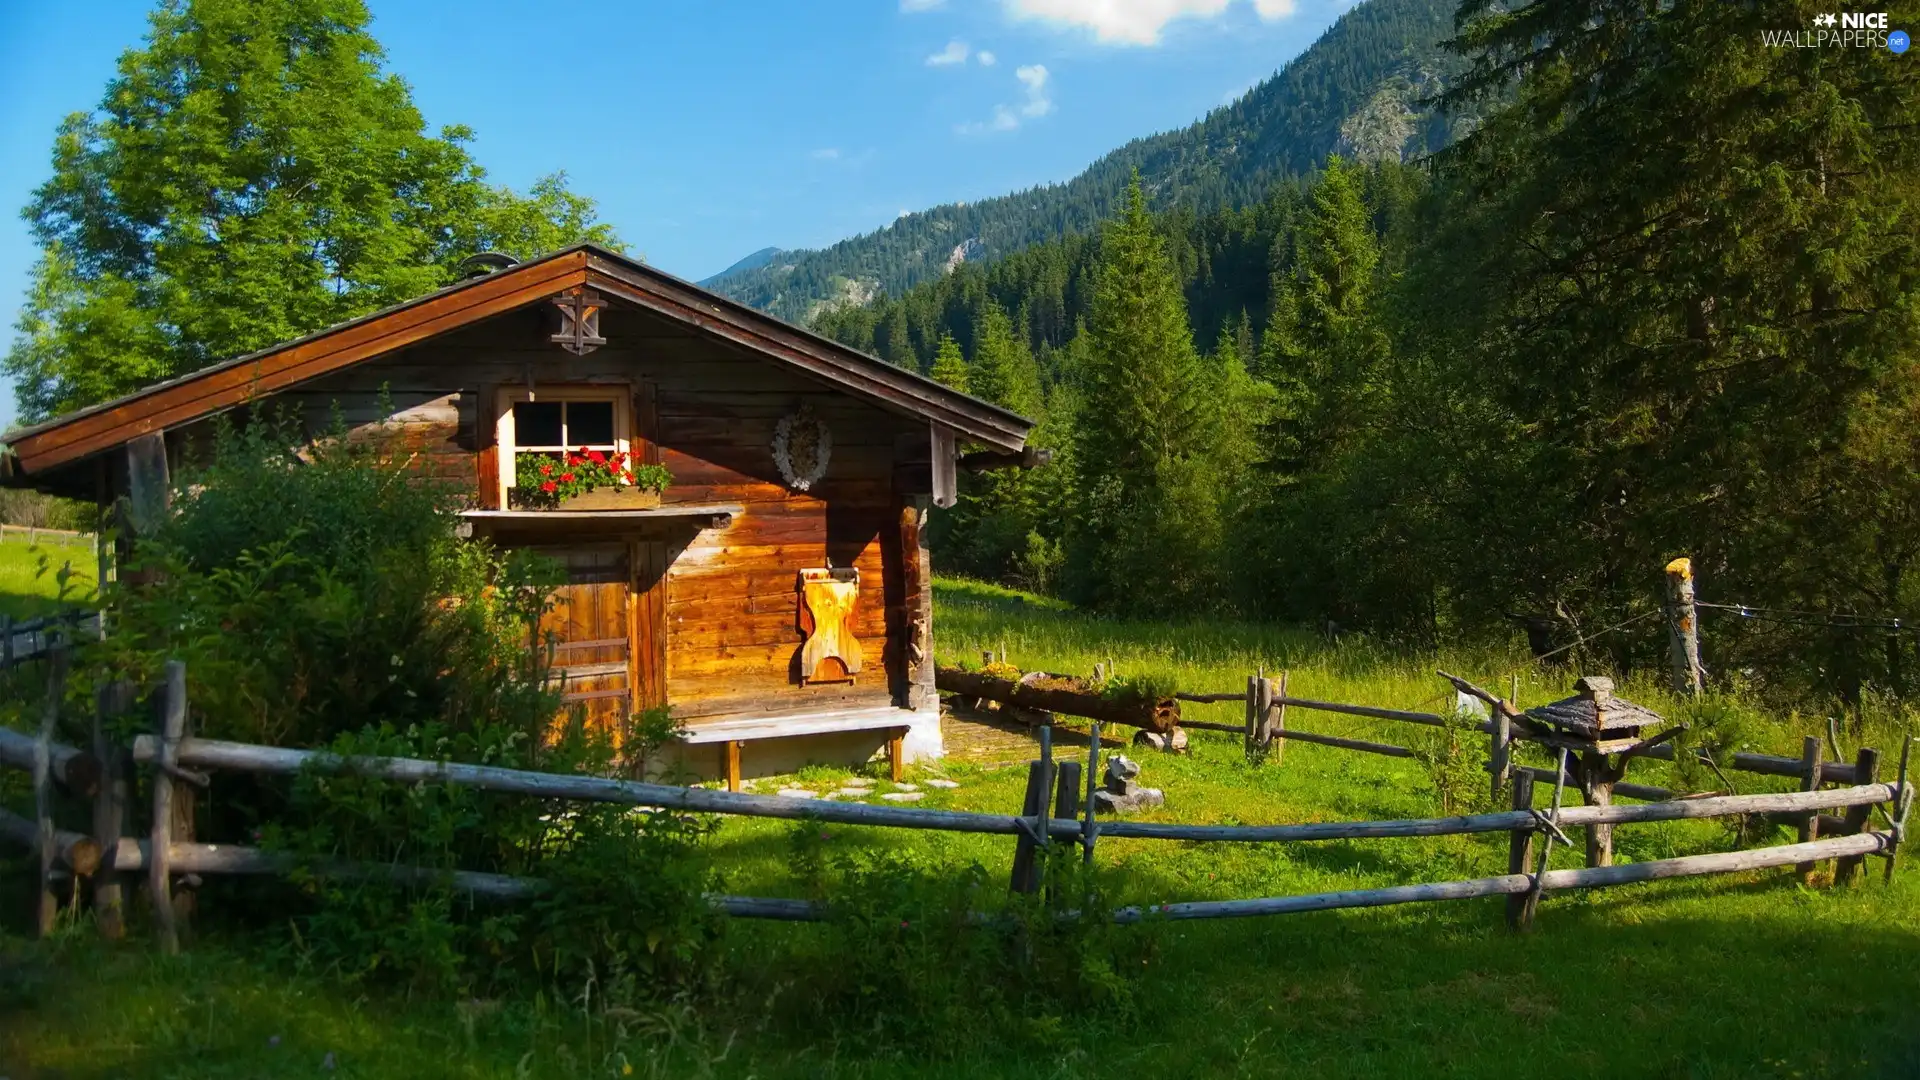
xmin=2 ymin=578 xmax=1917 ymax=1079
xmin=0 ymin=530 xmax=97 ymax=619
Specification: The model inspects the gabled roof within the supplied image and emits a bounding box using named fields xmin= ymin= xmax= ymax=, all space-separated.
xmin=1 ymin=243 xmax=1033 ymax=481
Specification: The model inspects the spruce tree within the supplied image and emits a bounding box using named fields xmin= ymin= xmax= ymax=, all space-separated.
xmin=1069 ymin=173 xmax=1221 ymax=613
xmin=969 ymin=300 xmax=1043 ymax=417
xmin=928 ymin=332 xmax=970 ymax=392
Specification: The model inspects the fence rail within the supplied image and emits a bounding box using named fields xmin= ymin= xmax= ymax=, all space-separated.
xmin=4 ymin=657 xmax=1912 ymax=946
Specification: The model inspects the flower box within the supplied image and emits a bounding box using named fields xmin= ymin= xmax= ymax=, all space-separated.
xmin=560 ymin=487 xmax=662 ymax=511
xmin=512 ymin=449 xmax=673 ymax=511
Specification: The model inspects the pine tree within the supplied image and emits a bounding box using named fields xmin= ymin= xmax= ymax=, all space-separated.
xmin=1259 ymin=154 xmax=1388 ymax=473
xmin=1068 ymin=173 xmax=1222 ymax=613
xmin=7 ymin=0 xmax=618 ymax=421
xmin=928 ymin=332 xmax=969 ymax=392
xmin=968 ymin=300 xmax=1043 ymax=417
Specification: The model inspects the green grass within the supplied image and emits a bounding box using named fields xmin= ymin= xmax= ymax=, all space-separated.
xmin=0 ymin=533 xmax=98 ymax=619
xmin=4 ymin=577 xmax=1918 ymax=1078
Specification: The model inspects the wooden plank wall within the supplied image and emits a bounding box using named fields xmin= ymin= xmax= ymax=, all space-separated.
xmin=258 ymin=303 xmax=918 ymax=726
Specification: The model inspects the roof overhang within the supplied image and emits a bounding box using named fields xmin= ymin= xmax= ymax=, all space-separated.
xmin=0 ymin=243 xmax=1033 ymax=485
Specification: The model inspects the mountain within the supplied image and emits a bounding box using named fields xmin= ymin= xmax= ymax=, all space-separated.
xmin=703 ymin=0 xmax=1464 ymax=323
xmin=698 ymin=246 xmax=784 ymax=285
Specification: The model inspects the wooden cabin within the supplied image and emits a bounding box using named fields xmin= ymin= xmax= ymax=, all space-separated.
xmin=0 ymin=244 xmax=1037 ymax=787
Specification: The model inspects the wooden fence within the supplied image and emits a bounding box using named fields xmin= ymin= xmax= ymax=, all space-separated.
xmin=4 ymin=655 xmax=1911 ymax=948
xmin=0 ymin=523 xmax=96 ymax=549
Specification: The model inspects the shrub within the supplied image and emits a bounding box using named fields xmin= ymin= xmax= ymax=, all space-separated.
xmin=781 ymin=826 xmax=1139 ymax=1056
xmin=83 ymin=410 xmax=725 ymax=1003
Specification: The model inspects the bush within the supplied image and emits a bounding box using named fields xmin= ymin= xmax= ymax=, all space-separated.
xmin=82 ymin=411 xmax=726 ymax=1003
xmin=781 ymin=826 xmax=1139 ymax=1056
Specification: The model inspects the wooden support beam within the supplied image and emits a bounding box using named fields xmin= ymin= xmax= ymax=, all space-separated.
xmin=0 ymin=807 xmax=101 ymax=877
xmin=1579 ymin=750 xmax=1616 ymax=868
xmin=725 ymin=740 xmax=742 ymax=794
xmin=1796 ymin=735 xmax=1824 ymax=884
xmin=92 ymin=682 xmax=133 ymax=939
xmin=888 ymin=728 xmax=905 ymax=783
xmin=150 ymin=661 xmax=186 ymax=954
xmin=1835 ymin=747 xmax=1881 ymax=886
xmin=33 ymin=647 xmax=70 ymax=937
xmin=0 ymin=726 xmax=101 ymax=797
xmin=1506 ymin=771 xmax=1536 ymax=931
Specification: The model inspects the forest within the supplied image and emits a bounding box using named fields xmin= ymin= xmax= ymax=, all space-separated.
xmin=815 ymin=1 xmax=1920 ymax=712
xmin=703 ymin=0 xmax=1466 ymax=321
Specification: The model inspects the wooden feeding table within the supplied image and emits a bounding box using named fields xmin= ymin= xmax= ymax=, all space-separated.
xmin=1520 ymin=676 xmax=1672 ymax=868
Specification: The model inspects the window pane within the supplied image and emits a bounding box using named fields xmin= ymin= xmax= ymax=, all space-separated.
xmin=568 ymin=400 xmax=616 ymax=446
xmin=513 ymin=401 xmax=563 ymax=447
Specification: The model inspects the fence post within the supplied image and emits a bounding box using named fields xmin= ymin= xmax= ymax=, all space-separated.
xmin=1489 ymin=707 xmax=1512 ymax=800
xmin=1009 ymin=726 xmax=1056 ymax=894
xmin=33 ymin=642 xmax=71 ymax=937
xmin=1795 ymin=735 xmax=1824 ymax=884
xmin=1046 ymin=759 xmax=1082 ymax=904
xmin=1579 ymin=753 xmax=1616 ymax=868
xmin=1254 ymin=674 xmax=1274 ymax=756
xmin=1834 ymin=747 xmax=1881 ymax=887
xmin=1270 ymin=671 xmax=1288 ymax=766
xmin=92 ymin=681 xmax=134 ymax=939
xmin=1665 ymin=557 xmax=1703 ymax=696
xmin=1082 ymin=721 xmax=1101 ymax=866
xmin=151 ymin=661 xmax=187 ymax=953
xmin=1505 ymin=771 xmax=1537 ymax=931
xmin=1243 ymin=674 xmax=1258 ymax=759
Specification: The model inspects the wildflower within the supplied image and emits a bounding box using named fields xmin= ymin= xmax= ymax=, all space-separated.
xmin=899 ymin=919 xmax=909 ymax=929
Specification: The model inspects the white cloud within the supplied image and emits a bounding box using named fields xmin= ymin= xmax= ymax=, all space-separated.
xmin=1002 ymin=0 xmax=1295 ymax=45
xmin=976 ymin=49 xmax=997 ymax=65
xmin=900 ymin=0 xmax=945 ymax=10
xmin=926 ymin=39 xmax=971 ymax=65
xmin=1015 ymin=64 xmax=1053 ymax=117
xmin=959 ymin=64 xmax=1053 ymax=134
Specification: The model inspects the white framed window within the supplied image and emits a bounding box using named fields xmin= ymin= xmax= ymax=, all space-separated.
xmin=496 ymin=386 xmax=632 ymax=508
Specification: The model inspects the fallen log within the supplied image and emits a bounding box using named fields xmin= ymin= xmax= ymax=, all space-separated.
xmin=935 ymin=666 xmax=1180 ymax=732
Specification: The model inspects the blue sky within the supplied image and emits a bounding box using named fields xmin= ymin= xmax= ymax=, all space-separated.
xmin=0 ymin=0 xmax=1354 ymax=429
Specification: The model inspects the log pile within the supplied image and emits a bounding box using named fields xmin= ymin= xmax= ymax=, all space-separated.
xmin=935 ymin=666 xmax=1181 ymax=732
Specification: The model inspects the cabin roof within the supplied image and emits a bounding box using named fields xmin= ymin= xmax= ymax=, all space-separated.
xmin=0 ymin=243 xmax=1034 ymax=484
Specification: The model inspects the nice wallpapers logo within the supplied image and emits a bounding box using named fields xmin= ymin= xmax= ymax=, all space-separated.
xmin=1761 ymin=11 xmax=1908 ymax=49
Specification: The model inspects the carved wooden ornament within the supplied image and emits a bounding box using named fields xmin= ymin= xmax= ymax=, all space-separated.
xmin=550 ymin=288 xmax=607 ymax=355
xmin=773 ymin=404 xmax=832 ymax=491
xmin=798 ymin=567 xmax=862 ymax=684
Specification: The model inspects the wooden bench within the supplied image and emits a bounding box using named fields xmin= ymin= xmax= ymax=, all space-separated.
xmin=678 ymin=709 xmax=912 ymax=791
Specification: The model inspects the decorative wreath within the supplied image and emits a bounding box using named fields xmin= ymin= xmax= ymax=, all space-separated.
xmin=773 ymin=404 xmax=832 ymax=491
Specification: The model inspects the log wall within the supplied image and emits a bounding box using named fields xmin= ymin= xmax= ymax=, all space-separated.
xmin=173 ymin=302 xmax=926 ymax=728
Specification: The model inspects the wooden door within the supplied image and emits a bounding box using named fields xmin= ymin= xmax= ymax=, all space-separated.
xmin=540 ymin=545 xmax=635 ymax=741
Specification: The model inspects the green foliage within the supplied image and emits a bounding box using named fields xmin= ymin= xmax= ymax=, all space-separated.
xmin=89 ymin=409 xmax=558 ymax=751
xmin=6 ymin=0 xmax=620 ymax=422
xmin=927 ymin=331 xmax=969 ymax=392
xmin=782 ymin=827 xmax=1137 ymax=1056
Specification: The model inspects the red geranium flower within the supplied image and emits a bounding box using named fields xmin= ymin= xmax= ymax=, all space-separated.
xmin=538 ymin=463 xmax=554 ymax=476
xmin=622 ymin=470 xmax=634 ymax=483
xmin=560 ymin=472 xmax=575 ymax=483
xmin=566 ymin=454 xmax=581 ymax=466
xmin=540 ymin=480 xmax=557 ymax=493
xmin=587 ymin=449 xmax=606 ymax=465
